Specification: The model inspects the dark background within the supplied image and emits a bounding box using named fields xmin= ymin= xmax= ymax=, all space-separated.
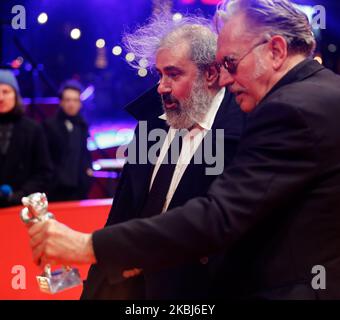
xmin=1 ymin=0 xmax=339 ymax=126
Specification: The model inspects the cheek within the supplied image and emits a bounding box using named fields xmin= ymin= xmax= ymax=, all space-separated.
xmin=172 ymin=82 xmax=192 ymax=101
xmin=233 ymin=74 xmax=253 ymax=92
xmin=238 ymin=54 xmax=268 ymax=86
xmin=67 ymin=103 xmax=76 ymax=109
xmin=235 ymin=71 xmax=263 ymax=99
xmin=6 ymin=97 xmax=16 ymax=109
xmin=252 ymin=58 xmax=269 ymax=83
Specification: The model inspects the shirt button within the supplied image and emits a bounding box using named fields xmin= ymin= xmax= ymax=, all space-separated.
xmin=200 ymin=257 xmax=209 ymax=265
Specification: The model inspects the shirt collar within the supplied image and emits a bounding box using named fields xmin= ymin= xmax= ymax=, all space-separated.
xmin=159 ymin=87 xmax=225 ymax=130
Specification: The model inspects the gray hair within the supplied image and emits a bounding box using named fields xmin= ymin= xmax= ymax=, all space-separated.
xmin=215 ymin=0 xmax=316 ymax=56
xmin=122 ymin=12 xmax=217 ymax=71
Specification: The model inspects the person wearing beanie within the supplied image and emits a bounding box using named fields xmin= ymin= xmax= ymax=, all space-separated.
xmin=0 ymin=70 xmax=53 ymax=208
xmin=42 ymin=80 xmax=93 ymax=201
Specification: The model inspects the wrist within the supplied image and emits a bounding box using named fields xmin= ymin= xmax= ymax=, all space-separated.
xmin=81 ymin=233 xmax=97 ymax=264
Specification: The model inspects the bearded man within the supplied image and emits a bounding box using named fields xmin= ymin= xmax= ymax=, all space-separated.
xmin=79 ymin=12 xmax=245 ymax=299
xmin=29 ymin=0 xmax=340 ymax=300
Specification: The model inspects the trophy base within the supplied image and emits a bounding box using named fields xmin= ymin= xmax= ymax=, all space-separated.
xmin=36 ymin=268 xmax=82 ymax=294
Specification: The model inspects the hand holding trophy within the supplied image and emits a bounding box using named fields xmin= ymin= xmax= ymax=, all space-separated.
xmin=20 ymin=192 xmax=82 ymax=294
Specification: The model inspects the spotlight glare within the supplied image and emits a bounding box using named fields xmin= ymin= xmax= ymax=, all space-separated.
xmin=138 ymin=68 xmax=148 ymax=77
xmin=96 ymin=38 xmax=106 ymax=48
xmin=139 ymin=58 xmax=149 ymax=68
xmin=112 ymin=46 xmax=122 ymax=56
xmin=125 ymin=52 xmax=135 ymax=62
xmin=24 ymin=63 xmax=32 ymax=72
xmin=328 ymin=44 xmax=337 ymax=53
xmin=12 ymin=56 xmax=24 ymax=68
xmin=70 ymin=28 xmax=81 ymax=40
xmin=173 ymin=13 xmax=183 ymax=22
xmin=37 ymin=12 xmax=48 ymax=24
xmin=92 ymin=163 xmax=101 ymax=171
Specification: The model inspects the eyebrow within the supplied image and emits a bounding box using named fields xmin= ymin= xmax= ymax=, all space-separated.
xmin=156 ymin=66 xmax=183 ymax=73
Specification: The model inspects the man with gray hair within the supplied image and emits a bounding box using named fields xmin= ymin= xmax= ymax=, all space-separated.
xmin=27 ymin=0 xmax=340 ymax=299
xmin=78 ymin=12 xmax=245 ymax=299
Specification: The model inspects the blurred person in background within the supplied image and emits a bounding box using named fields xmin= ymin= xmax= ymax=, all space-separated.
xmin=0 ymin=69 xmax=52 ymax=208
xmin=42 ymin=80 xmax=93 ymax=202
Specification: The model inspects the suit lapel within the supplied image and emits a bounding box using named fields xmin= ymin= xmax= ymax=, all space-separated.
xmin=129 ymin=118 xmax=169 ymax=217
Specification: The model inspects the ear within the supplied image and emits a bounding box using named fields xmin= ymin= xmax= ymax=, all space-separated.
xmin=204 ymin=64 xmax=219 ymax=88
xmin=269 ymin=35 xmax=288 ymax=70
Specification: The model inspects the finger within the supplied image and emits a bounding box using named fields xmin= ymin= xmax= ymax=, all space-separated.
xmin=30 ymin=231 xmax=46 ymax=249
xmin=24 ymin=221 xmax=35 ymax=229
xmin=122 ymin=268 xmax=143 ymax=278
xmin=28 ymin=221 xmax=45 ymax=238
xmin=40 ymin=256 xmax=58 ymax=268
xmin=134 ymin=268 xmax=142 ymax=276
xmin=32 ymin=243 xmax=44 ymax=266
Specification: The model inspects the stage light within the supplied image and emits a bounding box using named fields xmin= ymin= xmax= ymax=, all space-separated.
xmin=138 ymin=68 xmax=148 ymax=77
xmin=91 ymin=171 xmax=119 ymax=179
xmin=24 ymin=63 xmax=32 ymax=72
xmin=201 ymin=0 xmax=220 ymax=4
xmin=70 ymin=28 xmax=81 ymax=40
xmin=92 ymin=163 xmax=101 ymax=171
xmin=173 ymin=13 xmax=183 ymax=22
xmin=11 ymin=57 xmax=23 ymax=69
xmin=328 ymin=44 xmax=337 ymax=53
xmin=37 ymin=12 xmax=48 ymax=24
xmin=80 ymin=85 xmax=95 ymax=101
xmin=139 ymin=58 xmax=148 ymax=68
xmin=125 ymin=52 xmax=135 ymax=62
xmin=112 ymin=45 xmax=122 ymax=56
xmin=96 ymin=38 xmax=105 ymax=48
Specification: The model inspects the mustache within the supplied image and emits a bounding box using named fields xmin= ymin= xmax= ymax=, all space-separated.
xmin=161 ymin=93 xmax=179 ymax=105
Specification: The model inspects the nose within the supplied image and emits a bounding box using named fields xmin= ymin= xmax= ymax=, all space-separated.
xmin=218 ymin=68 xmax=234 ymax=88
xmin=157 ymin=78 xmax=171 ymax=95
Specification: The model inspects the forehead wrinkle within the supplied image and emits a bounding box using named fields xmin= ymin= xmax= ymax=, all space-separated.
xmin=156 ymin=43 xmax=194 ymax=71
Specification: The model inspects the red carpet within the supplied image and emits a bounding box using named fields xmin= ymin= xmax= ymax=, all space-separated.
xmin=0 ymin=199 xmax=111 ymax=300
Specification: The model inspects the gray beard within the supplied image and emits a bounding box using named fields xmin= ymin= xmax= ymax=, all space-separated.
xmin=163 ymin=78 xmax=214 ymax=129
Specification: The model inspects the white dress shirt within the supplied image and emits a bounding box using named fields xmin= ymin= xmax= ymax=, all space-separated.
xmin=149 ymin=87 xmax=225 ymax=212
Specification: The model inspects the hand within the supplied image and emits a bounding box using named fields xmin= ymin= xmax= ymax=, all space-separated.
xmin=86 ymin=168 xmax=94 ymax=177
xmin=123 ymin=268 xmax=143 ymax=279
xmin=28 ymin=219 xmax=97 ymax=267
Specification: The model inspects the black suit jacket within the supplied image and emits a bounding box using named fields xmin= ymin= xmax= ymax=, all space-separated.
xmin=42 ymin=110 xmax=92 ymax=200
xmin=81 ymin=90 xmax=246 ymax=299
xmin=90 ymin=59 xmax=340 ymax=300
